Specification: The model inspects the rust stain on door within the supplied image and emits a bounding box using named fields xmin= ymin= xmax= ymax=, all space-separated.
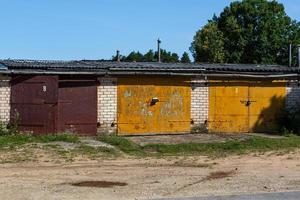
xmin=209 ymin=80 xmax=286 ymax=133
xmin=117 ymin=77 xmax=191 ymax=135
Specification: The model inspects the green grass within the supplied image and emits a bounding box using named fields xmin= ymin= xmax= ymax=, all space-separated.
xmin=0 ymin=134 xmax=79 ymax=149
xmin=143 ymin=135 xmax=300 ymax=156
xmin=75 ymin=144 xmax=119 ymax=158
xmin=1 ymin=134 xmax=300 ymax=159
xmin=97 ymin=136 xmax=145 ymax=156
xmin=34 ymin=134 xmax=79 ymax=143
xmin=98 ymin=135 xmax=300 ymax=157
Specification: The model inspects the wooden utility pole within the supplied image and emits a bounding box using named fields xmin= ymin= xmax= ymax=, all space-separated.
xmin=157 ymin=38 xmax=161 ymax=63
xmin=289 ymin=43 xmax=292 ymax=67
xmin=298 ymin=45 xmax=300 ymax=68
xmin=116 ymin=50 xmax=120 ymax=62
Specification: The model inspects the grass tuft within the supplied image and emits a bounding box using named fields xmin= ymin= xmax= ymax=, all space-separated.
xmin=143 ymin=136 xmax=300 ymax=156
xmin=34 ymin=134 xmax=79 ymax=143
xmin=0 ymin=134 xmax=79 ymax=149
xmin=97 ymin=136 xmax=145 ymax=156
xmin=75 ymin=144 xmax=119 ymax=158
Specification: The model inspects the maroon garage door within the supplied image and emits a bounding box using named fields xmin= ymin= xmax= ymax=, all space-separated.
xmin=57 ymin=79 xmax=97 ymax=136
xmin=11 ymin=76 xmax=58 ymax=134
xmin=11 ymin=76 xmax=97 ymax=135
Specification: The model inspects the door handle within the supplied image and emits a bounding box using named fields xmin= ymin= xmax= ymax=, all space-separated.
xmin=240 ymin=100 xmax=256 ymax=107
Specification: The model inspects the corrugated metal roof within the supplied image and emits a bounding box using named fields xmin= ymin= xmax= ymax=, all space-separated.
xmin=0 ymin=59 xmax=299 ymax=75
xmin=0 ymin=63 xmax=7 ymax=70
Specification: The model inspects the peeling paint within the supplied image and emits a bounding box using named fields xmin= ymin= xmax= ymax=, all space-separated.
xmin=124 ymin=90 xmax=132 ymax=98
xmin=118 ymin=77 xmax=191 ymax=135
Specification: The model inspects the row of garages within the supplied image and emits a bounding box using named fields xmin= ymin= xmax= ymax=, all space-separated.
xmin=0 ymin=60 xmax=299 ymax=136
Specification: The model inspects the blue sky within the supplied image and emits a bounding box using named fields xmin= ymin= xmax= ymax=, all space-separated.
xmin=0 ymin=0 xmax=299 ymax=60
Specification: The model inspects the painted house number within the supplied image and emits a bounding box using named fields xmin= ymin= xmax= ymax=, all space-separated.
xmin=42 ymin=85 xmax=47 ymax=92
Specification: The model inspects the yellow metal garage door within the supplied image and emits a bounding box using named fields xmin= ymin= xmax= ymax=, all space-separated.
xmin=209 ymin=80 xmax=286 ymax=133
xmin=117 ymin=77 xmax=191 ymax=135
xmin=249 ymin=81 xmax=286 ymax=133
xmin=209 ymin=81 xmax=249 ymax=133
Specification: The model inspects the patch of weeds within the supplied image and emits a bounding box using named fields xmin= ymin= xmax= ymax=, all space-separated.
xmin=0 ymin=122 xmax=10 ymax=136
xmin=97 ymin=136 xmax=145 ymax=156
xmin=75 ymin=144 xmax=119 ymax=158
xmin=143 ymin=136 xmax=300 ymax=156
xmin=0 ymin=155 xmax=35 ymax=164
xmin=191 ymin=123 xmax=208 ymax=134
xmin=42 ymin=144 xmax=61 ymax=150
xmin=0 ymin=148 xmax=37 ymax=164
xmin=56 ymin=149 xmax=75 ymax=162
xmin=34 ymin=134 xmax=79 ymax=143
xmin=0 ymin=134 xmax=79 ymax=150
xmin=0 ymin=135 xmax=35 ymax=149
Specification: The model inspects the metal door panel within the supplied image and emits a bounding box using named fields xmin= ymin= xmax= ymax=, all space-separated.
xmin=249 ymin=81 xmax=286 ymax=133
xmin=117 ymin=77 xmax=191 ymax=135
xmin=209 ymin=81 xmax=249 ymax=133
xmin=11 ymin=76 xmax=58 ymax=135
xmin=58 ymin=79 xmax=97 ymax=136
xmin=209 ymin=80 xmax=286 ymax=133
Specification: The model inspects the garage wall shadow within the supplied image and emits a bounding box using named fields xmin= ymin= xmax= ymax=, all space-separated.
xmin=252 ymin=86 xmax=300 ymax=134
xmin=251 ymin=95 xmax=286 ymax=133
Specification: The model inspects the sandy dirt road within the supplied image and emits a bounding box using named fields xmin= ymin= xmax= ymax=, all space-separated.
xmin=0 ymin=152 xmax=300 ymax=200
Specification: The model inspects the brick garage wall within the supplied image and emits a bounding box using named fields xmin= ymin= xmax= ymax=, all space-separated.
xmin=286 ymin=81 xmax=300 ymax=110
xmin=191 ymin=78 xmax=209 ymax=127
xmin=0 ymin=76 xmax=10 ymax=123
xmin=97 ymin=77 xmax=117 ymax=134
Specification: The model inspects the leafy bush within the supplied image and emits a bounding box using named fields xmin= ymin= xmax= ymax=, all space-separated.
xmin=0 ymin=122 xmax=10 ymax=136
xmin=8 ymin=110 xmax=20 ymax=135
xmin=277 ymin=104 xmax=300 ymax=135
xmin=191 ymin=123 xmax=208 ymax=134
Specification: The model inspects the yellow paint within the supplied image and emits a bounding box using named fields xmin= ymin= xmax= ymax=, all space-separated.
xmin=248 ymin=81 xmax=286 ymax=133
xmin=117 ymin=76 xmax=191 ymax=135
xmin=209 ymin=81 xmax=249 ymax=133
xmin=209 ymin=80 xmax=286 ymax=133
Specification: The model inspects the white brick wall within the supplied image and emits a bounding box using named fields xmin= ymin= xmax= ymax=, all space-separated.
xmin=0 ymin=76 xmax=10 ymax=123
xmin=97 ymin=77 xmax=117 ymax=134
xmin=286 ymin=81 xmax=300 ymax=110
xmin=191 ymin=78 xmax=209 ymax=125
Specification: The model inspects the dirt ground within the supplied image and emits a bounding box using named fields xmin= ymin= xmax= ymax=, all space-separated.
xmin=0 ymin=151 xmax=300 ymax=200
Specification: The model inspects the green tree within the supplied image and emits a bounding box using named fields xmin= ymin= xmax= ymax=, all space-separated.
xmin=143 ymin=50 xmax=155 ymax=62
xmin=180 ymin=52 xmax=191 ymax=63
xmin=190 ymin=22 xmax=225 ymax=63
xmin=155 ymin=49 xmax=179 ymax=63
xmin=124 ymin=51 xmax=144 ymax=62
xmin=191 ymin=0 xmax=300 ymax=65
xmin=112 ymin=49 xmax=180 ymax=63
xmin=111 ymin=54 xmax=125 ymax=61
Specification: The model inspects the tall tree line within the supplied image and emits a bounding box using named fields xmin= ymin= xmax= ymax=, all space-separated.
xmin=190 ymin=0 xmax=300 ymax=66
xmin=112 ymin=49 xmax=191 ymax=63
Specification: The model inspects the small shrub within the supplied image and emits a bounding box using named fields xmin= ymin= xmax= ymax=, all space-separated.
xmin=0 ymin=122 xmax=9 ymax=136
xmin=98 ymin=136 xmax=145 ymax=156
xmin=277 ymin=104 xmax=300 ymax=136
xmin=191 ymin=123 xmax=208 ymax=134
xmin=35 ymin=133 xmax=79 ymax=143
xmin=0 ymin=135 xmax=35 ymax=149
xmin=8 ymin=110 xmax=20 ymax=135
